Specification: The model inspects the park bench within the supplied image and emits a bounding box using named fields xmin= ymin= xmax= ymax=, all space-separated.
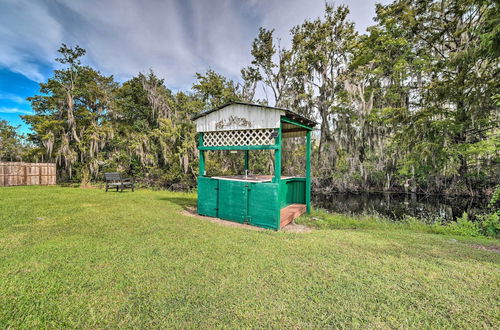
xmin=104 ymin=172 xmax=135 ymax=192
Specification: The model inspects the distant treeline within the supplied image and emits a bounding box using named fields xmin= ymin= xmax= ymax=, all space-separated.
xmin=1 ymin=0 xmax=498 ymax=196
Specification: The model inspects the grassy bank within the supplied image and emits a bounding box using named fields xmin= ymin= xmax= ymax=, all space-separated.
xmin=1 ymin=186 xmax=499 ymax=328
xmin=297 ymin=209 xmax=499 ymax=242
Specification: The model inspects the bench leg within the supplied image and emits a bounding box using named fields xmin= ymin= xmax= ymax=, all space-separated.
xmin=116 ymin=186 xmax=119 ymax=192
xmin=105 ymin=184 xmax=108 ymax=192
xmin=132 ymin=184 xmax=134 ymax=192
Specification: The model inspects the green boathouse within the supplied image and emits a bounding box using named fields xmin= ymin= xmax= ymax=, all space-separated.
xmin=193 ymin=102 xmax=316 ymax=230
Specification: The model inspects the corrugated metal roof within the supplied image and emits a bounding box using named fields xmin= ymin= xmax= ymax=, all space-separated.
xmin=192 ymin=101 xmax=317 ymax=128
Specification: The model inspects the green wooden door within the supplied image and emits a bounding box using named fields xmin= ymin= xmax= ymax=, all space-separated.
xmin=197 ymin=177 xmax=219 ymax=217
xmin=248 ymin=183 xmax=279 ymax=230
xmin=218 ymin=180 xmax=248 ymax=223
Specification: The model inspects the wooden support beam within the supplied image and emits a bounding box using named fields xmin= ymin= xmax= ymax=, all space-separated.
xmin=273 ymin=123 xmax=282 ymax=183
xmin=282 ymin=127 xmax=307 ymax=133
xmin=281 ymin=117 xmax=313 ymax=131
xmin=274 ymin=122 xmax=282 ymax=229
xmin=198 ymin=133 xmax=205 ymax=176
xmin=244 ymin=150 xmax=249 ymax=171
xmin=305 ymin=130 xmax=311 ymax=213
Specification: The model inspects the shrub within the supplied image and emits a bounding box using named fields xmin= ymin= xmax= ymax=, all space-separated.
xmin=475 ymin=185 xmax=500 ymax=238
xmin=442 ymin=213 xmax=481 ymax=237
xmin=477 ymin=212 xmax=500 ymax=238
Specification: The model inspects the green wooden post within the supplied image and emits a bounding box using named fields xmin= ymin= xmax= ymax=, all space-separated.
xmin=274 ymin=123 xmax=282 ymax=230
xmin=305 ymin=130 xmax=311 ymax=213
xmin=244 ymin=150 xmax=249 ymax=172
xmin=198 ymin=133 xmax=205 ymax=177
xmin=273 ymin=124 xmax=282 ymax=183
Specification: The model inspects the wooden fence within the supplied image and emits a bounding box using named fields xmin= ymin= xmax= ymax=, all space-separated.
xmin=0 ymin=162 xmax=56 ymax=187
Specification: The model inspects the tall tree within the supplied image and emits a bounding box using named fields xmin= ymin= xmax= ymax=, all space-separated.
xmin=376 ymin=0 xmax=499 ymax=194
xmin=250 ymin=27 xmax=294 ymax=107
xmin=23 ymin=44 xmax=117 ymax=181
xmin=192 ymin=69 xmax=240 ymax=108
xmin=0 ymin=121 xmax=24 ymax=161
xmin=291 ymin=4 xmax=357 ymax=176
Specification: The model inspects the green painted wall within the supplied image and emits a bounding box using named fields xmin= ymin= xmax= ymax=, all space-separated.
xmin=198 ymin=177 xmax=306 ymax=230
xmin=197 ymin=178 xmax=281 ymax=230
xmin=197 ymin=177 xmax=218 ymax=217
xmin=217 ymin=180 xmax=248 ymax=223
xmin=248 ymin=182 xmax=279 ymax=230
xmin=279 ymin=178 xmax=306 ymax=208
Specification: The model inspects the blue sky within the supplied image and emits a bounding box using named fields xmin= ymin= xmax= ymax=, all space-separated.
xmin=0 ymin=0 xmax=389 ymax=134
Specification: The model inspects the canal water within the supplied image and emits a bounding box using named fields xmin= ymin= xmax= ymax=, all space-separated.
xmin=313 ymin=192 xmax=491 ymax=223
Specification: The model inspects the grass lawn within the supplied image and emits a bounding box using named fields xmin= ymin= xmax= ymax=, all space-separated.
xmin=1 ymin=186 xmax=499 ymax=328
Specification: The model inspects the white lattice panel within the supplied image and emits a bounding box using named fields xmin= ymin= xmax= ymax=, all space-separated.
xmin=203 ymin=129 xmax=275 ymax=146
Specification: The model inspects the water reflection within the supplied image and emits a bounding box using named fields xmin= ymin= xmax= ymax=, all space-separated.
xmin=313 ymin=192 xmax=489 ymax=223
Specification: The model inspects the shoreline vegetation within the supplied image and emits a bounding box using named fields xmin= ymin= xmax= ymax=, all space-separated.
xmin=309 ymin=184 xmax=500 ymax=239
xmin=299 ymin=209 xmax=500 ymax=241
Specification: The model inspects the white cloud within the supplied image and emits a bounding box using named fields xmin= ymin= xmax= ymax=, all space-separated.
xmin=0 ymin=0 xmax=62 ymax=82
xmin=0 ymin=0 xmax=389 ymax=88
xmin=0 ymin=107 xmax=33 ymax=115
xmin=0 ymin=93 xmax=28 ymax=104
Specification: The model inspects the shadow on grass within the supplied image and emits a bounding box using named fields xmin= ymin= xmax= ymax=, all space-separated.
xmin=104 ymin=190 xmax=135 ymax=193
xmin=157 ymin=196 xmax=196 ymax=209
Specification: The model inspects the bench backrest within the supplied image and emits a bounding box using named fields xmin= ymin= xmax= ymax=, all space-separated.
xmin=104 ymin=172 xmax=122 ymax=181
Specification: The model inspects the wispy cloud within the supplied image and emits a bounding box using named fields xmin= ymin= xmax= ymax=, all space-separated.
xmin=0 ymin=0 xmax=389 ymax=88
xmin=0 ymin=93 xmax=28 ymax=104
xmin=0 ymin=0 xmax=62 ymax=82
xmin=0 ymin=107 xmax=33 ymax=115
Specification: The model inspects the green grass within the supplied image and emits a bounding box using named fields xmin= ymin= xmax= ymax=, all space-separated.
xmin=297 ymin=209 xmax=500 ymax=242
xmin=1 ymin=186 xmax=499 ymax=328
